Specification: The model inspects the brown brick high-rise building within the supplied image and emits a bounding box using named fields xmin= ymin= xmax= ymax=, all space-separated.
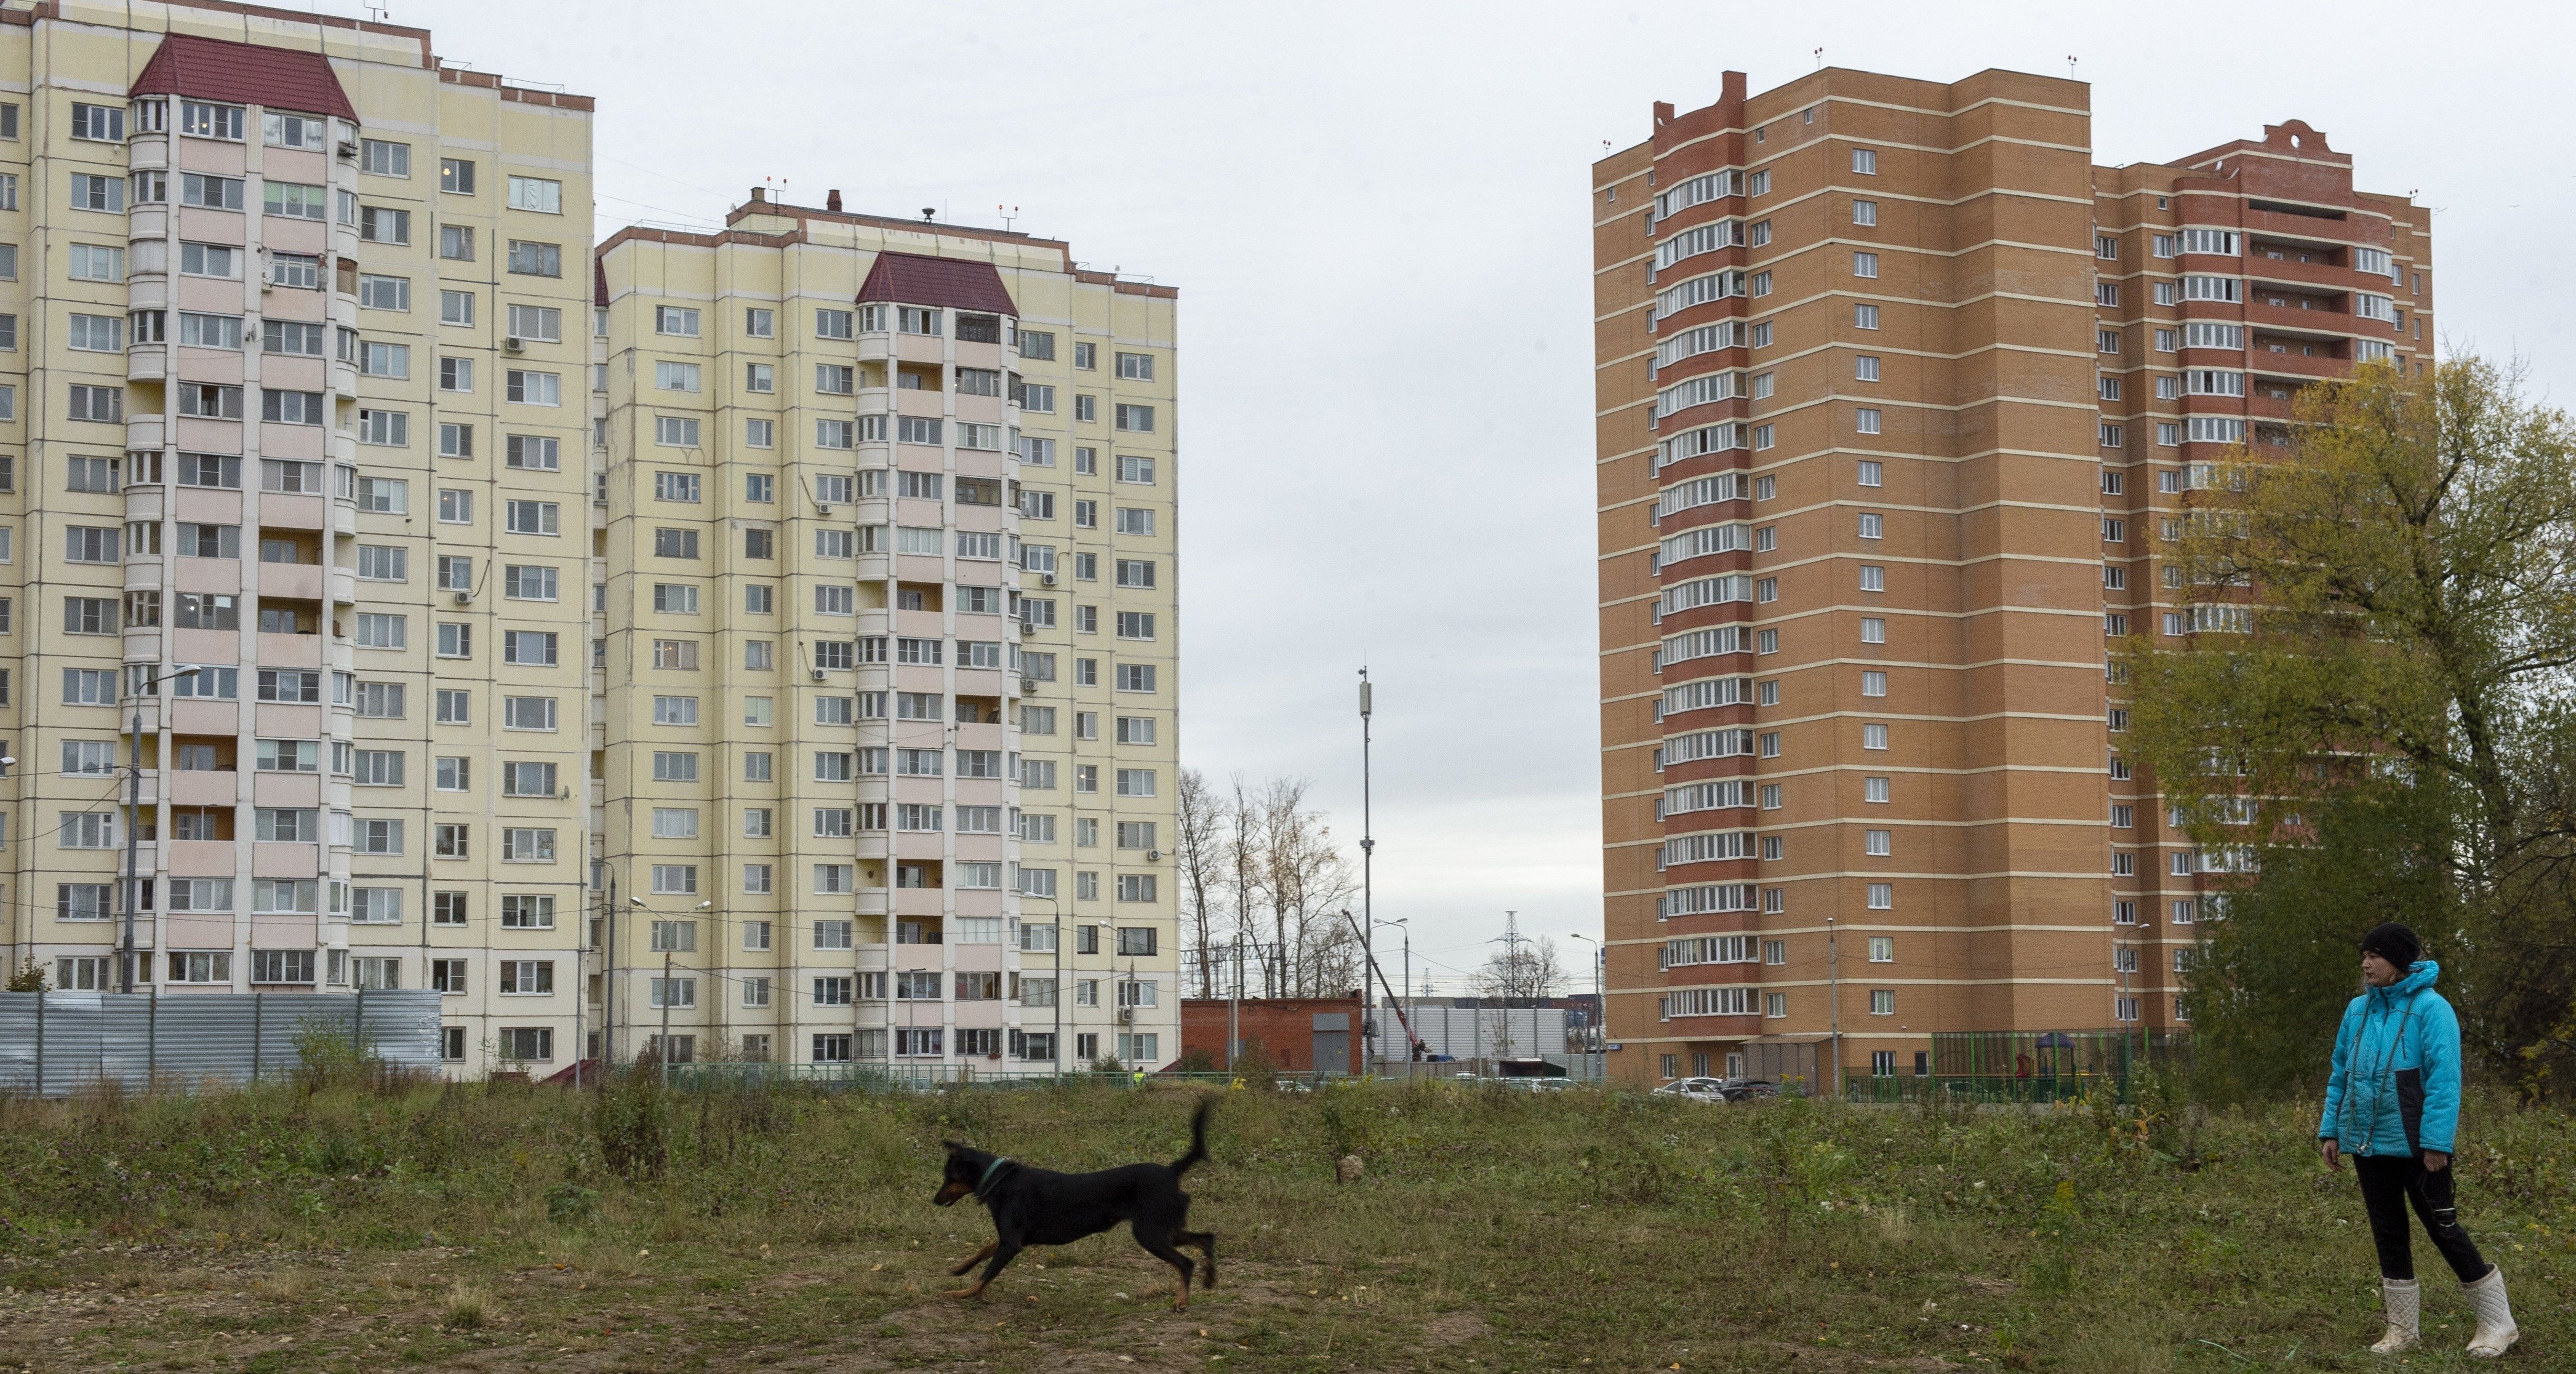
xmin=1592 ymin=68 xmax=2432 ymax=1090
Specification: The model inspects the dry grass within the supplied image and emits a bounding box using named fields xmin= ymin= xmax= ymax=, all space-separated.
xmin=0 ymin=1077 xmax=2570 ymax=1371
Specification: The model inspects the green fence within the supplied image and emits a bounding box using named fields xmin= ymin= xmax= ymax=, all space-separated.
xmin=1843 ymin=1029 xmax=2192 ymax=1105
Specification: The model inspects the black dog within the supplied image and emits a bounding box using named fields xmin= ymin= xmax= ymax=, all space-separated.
xmin=933 ymin=1096 xmax=1217 ymax=1310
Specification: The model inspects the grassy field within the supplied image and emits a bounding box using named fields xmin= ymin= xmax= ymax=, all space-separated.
xmin=1 ymin=1072 xmax=2570 ymax=1373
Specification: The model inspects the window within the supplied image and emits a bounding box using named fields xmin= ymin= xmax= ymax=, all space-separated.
xmin=70 ymin=172 xmax=126 ymax=213
xmin=507 ymin=175 xmax=563 ymax=214
xmin=508 ymin=241 xmax=562 ymax=276
xmin=1854 ymin=302 xmax=1879 ymax=330
xmin=69 ymin=243 xmax=124 ymax=283
xmin=70 ymin=102 xmax=125 ymax=142
xmin=506 ymin=500 xmax=560 ymax=535
xmin=67 ymin=385 xmax=123 ymax=422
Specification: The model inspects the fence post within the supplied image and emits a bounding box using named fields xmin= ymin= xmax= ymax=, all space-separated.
xmin=34 ymin=990 xmax=45 ymax=1099
xmin=251 ymin=993 xmax=262 ymax=1086
xmin=148 ymin=990 xmax=158 ymax=1085
xmin=354 ymin=987 xmax=365 ymax=1054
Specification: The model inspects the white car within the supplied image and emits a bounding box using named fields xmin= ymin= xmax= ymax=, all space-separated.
xmin=1651 ymin=1076 xmax=1730 ymax=1103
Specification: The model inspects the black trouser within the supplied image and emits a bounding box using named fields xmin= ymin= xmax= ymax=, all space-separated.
xmin=2354 ymin=1153 xmax=2489 ymax=1283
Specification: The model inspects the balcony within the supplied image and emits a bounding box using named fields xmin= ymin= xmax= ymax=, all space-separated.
xmin=170 ymin=769 xmax=240 ymax=807
xmin=2242 ymin=253 xmax=2359 ymax=293
xmin=2245 ymin=348 xmax=2348 ymax=381
xmin=2243 ymin=301 xmax=2368 ymax=342
xmin=2241 ymin=206 xmax=2362 ymax=247
xmin=128 ymin=343 xmax=168 ymax=383
xmin=260 ymin=560 xmax=325 ymax=600
xmin=251 ymin=843 xmax=319 ymax=880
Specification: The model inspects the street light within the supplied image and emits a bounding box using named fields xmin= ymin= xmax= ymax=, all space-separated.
xmin=630 ymin=896 xmax=708 ymax=1077
xmin=1372 ymin=916 xmax=1411 ymax=1066
xmin=1568 ymin=932 xmax=1603 ymax=1080
xmin=1356 ymin=668 xmax=1375 ymax=1068
xmin=120 ymin=666 xmax=197 ymax=993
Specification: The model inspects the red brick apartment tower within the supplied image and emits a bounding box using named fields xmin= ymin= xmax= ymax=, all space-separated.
xmin=2094 ymin=122 xmax=2433 ymax=1029
xmin=1593 ymin=70 xmax=2432 ymax=1090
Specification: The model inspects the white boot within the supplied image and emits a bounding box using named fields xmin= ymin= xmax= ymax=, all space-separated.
xmin=2464 ymin=1265 xmax=2519 ymax=1358
xmin=2371 ymin=1278 xmax=2420 ymax=1354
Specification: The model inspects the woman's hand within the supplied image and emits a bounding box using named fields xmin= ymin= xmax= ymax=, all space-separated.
xmin=2320 ymin=1138 xmax=2343 ymax=1171
xmin=2423 ymin=1149 xmax=2450 ymax=1171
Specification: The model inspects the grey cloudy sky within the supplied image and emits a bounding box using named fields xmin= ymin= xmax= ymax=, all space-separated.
xmin=402 ymin=0 xmax=2563 ymax=989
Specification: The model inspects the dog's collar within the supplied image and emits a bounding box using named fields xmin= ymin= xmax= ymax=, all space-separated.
xmin=974 ymin=1156 xmax=1011 ymax=1201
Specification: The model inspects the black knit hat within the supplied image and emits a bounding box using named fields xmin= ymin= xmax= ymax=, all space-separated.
xmin=2360 ymin=922 xmax=2422 ymax=970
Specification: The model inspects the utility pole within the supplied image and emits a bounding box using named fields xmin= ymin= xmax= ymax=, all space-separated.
xmin=1827 ymin=914 xmax=1842 ymax=1100
xmin=120 ymin=666 xmax=195 ymax=993
xmin=1569 ymin=932 xmax=1601 ymax=1080
xmin=659 ymin=948 xmax=673 ymax=1080
xmin=1357 ymin=668 xmax=1374 ymax=1071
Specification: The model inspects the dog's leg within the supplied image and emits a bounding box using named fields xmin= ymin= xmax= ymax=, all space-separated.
xmin=947 ymin=1240 xmax=997 ymax=1277
xmin=1135 ymin=1231 xmax=1196 ymax=1312
xmin=946 ymin=1240 xmax=1022 ymax=1300
xmin=1181 ymin=1230 xmax=1218 ymax=1288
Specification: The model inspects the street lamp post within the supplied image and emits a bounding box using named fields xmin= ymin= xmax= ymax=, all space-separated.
xmin=1568 ymin=932 xmax=1602 ymax=1081
xmin=1372 ymin=917 xmax=1408 ymax=1064
xmin=1356 ymin=668 xmax=1374 ymax=1070
xmin=121 ymin=666 xmax=196 ymax=994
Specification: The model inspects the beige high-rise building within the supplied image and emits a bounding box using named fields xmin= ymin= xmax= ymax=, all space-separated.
xmin=594 ymin=194 xmax=1181 ymax=1073
xmin=1594 ymin=68 xmax=2430 ymax=1091
xmin=0 ymin=2 xmax=596 ymax=1074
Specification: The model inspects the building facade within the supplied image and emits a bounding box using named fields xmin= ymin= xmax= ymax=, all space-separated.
xmin=1592 ymin=68 xmax=2431 ymax=1088
xmin=0 ymin=2 xmax=595 ymax=1076
xmin=594 ymin=195 xmax=1181 ymax=1073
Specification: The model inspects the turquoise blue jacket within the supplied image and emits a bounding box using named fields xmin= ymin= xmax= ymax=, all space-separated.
xmin=2318 ymin=960 xmax=2462 ymax=1156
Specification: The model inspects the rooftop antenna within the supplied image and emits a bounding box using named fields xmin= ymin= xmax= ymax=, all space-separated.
xmin=1812 ymin=46 xmax=1823 ymax=70
xmin=999 ymin=204 xmax=1019 ymax=231
xmin=2067 ymin=55 xmax=2079 ymax=80
xmin=921 ymin=206 xmax=936 ymax=222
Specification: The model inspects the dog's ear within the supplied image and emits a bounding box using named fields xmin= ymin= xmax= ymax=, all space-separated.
xmin=941 ymin=1139 xmax=968 ymax=1155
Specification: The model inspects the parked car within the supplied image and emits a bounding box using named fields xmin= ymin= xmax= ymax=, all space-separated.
xmin=1718 ymin=1078 xmax=1779 ymax=1101
xmin=1652 ymin=1076 xmax=1731 ymax=1103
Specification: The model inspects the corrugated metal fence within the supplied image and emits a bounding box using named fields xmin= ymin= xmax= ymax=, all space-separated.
xmin=1385 ymin=1000 xmax=1573 ymax=1060
xmin=0 ymin=990 xmax=444 ymax=1096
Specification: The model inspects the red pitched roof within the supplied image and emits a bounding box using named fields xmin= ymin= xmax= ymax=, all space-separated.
xmin=857 ymin=252 xmax=1018 ymax=317
xmin=130 ymin=34 xmax=358 ymax=123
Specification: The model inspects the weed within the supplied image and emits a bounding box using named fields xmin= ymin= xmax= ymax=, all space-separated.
xmin=441 ymin=1280 xmax=487 ymax=1328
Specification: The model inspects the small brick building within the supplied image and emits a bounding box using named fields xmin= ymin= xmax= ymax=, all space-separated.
xmin=1180 ymin=996 xmax=1363 ymax=1075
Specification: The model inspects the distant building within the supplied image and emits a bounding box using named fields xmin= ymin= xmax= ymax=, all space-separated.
xmin=1593 ymin=67 xmax=2432 ymax=1089
xmin=1180 ymin=996 xmax=1360 ymax=1075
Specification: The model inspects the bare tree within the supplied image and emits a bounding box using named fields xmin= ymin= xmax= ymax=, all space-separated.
xmin=1259 ymin=779 xmax=1362 ymax=996
xmin=1174 ymin=768 xmax=1227 ymax=998
xmin=1478 ymin=935 xmax=1566 ymax=1002
xmin=1225 ymin=775 xmax=1273 ymax=996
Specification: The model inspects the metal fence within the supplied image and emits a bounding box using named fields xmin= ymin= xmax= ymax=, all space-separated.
xmin=1842 ymin=1029 xmax=2193 ymax=1105
xmin=0 ymin=990 xmax=445 ymax=1096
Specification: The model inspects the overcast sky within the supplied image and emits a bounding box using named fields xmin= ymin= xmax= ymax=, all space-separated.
xmin=396 ymin=0 xmax=2566 ymax=992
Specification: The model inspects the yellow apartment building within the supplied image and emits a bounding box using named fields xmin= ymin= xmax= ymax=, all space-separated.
xmin=0 ymin=1 xmax=594 ymax=1076
xmin=594 ymin=193 xmax=1182 ymax=1072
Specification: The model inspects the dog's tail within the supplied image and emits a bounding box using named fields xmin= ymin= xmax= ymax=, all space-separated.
xmin=1169 ymin=1096 xmax=1216 ymax=1177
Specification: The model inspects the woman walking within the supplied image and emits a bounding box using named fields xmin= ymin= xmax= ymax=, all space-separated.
xmin=2318 ymin=923 xmax=2517 ymax=1357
